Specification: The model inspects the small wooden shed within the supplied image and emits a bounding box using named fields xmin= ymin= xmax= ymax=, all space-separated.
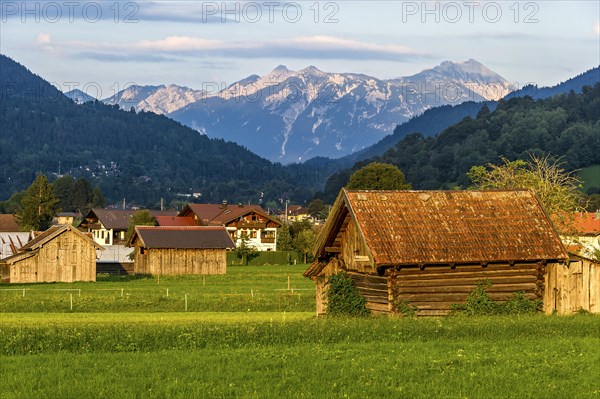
xmin=0 ymin=225 xmax=103 ymax=283
xmin=128 ymin=226 xmax=235 ymax=275
xmin=305 ymin=189 xmax=570 ymax=316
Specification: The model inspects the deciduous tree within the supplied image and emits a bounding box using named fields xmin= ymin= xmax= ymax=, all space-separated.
xmin=346 ymin=162 xmax=412 ymax=190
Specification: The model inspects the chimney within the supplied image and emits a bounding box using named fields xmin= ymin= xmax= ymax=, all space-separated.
xmin=222 ymin=200 xmax=228 ymax=209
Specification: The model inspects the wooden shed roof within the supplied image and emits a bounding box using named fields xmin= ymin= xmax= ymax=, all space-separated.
xmin=129 ymin=226 xmax=235 ymax=249
xmin=19 ymin=225 xmax=103 ymax=252
xmin=309 ymin=189 xmax=567 ymax=274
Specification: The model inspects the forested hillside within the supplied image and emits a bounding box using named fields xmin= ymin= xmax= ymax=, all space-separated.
xmin=320 ymin=84 xmax=600 ymax=201
xmin=0 ymin=55 xmax=316 ymax=206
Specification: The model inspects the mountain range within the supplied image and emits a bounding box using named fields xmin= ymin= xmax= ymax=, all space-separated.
xmin=66 ymin=59 xmax=513 ymax=163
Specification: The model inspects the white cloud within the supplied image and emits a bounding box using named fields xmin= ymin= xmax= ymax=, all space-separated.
xmin=41 ymin=34 xmax=425 ymax=62
xmin=36 ymin=33 xmax=51 ymax=44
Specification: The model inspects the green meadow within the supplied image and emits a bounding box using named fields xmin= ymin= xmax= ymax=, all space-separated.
xmin=1 ymin=265 xmax=599 ymax=398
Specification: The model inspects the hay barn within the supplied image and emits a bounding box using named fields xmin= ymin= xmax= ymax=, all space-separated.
xmin=305 ymin=189 xmax=571 ymax=316
xmin=128 ymin=226 xmax=235 ymax=275
xmin=1 ymin=225 xmax=102 ymax=283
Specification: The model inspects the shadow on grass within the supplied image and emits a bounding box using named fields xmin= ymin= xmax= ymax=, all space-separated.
xmin=96 ymin=274 xmax=153 ymax=282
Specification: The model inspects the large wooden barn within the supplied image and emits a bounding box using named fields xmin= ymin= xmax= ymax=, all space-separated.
xmin=305 ymin=189 xmax=571 ymax=316
xmin=128 ymin=226 xmax=235 ymax=275
xmin=0 ymin=225 xmax=102 ymax=283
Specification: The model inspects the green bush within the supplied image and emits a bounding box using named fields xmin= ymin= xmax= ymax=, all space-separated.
xmin=395 ymin=299 xmax=418 ymax=317
xmin=325 ymin=272 xmax=370 ymax=317
xmin=451 ymin=280 xmax=542 ymax=316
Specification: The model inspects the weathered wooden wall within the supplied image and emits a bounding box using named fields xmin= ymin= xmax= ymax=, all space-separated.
xmin=5 ymin=231 xmax=96 ymax=283
xmin=134 ymin=247 xmax=226 ymax=275
xmin=340 ymin=218 xmax=375 ymax=274
xmin=348 ymin=272 xmax=390 ymax=313
xmin=545 ymin=257 xmax=600 ymax=314
xmin=388 ymin=263 xmax=545 ymax=316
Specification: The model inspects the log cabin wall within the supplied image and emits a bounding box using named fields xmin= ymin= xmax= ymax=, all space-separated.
xmin=134 ymin=247 xmax=226 ymax=275
xmin=388 ymin=263 xmax=545 ymax=316
xmin=545 ymin=257 xmax=600 ymax=314
xmin=340 ymin=218 xmax=376 ymax=274
xmin=7 ymin=231 xmax=96 ymax=283
xmin=348 ymin=272 xmax=391 ymax=313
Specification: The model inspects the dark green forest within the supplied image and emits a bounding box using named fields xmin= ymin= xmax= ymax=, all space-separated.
xmin=0 ymin=55 xmax=320 ymax=207
xmin=320 ymin=84 xmax=600 ymax=202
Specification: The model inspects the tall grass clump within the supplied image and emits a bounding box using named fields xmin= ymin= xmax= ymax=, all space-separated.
xmin=325 ymin=272 xmax=369 ymax=316
xmin=451 ymin=280 xmax=542 ymax=316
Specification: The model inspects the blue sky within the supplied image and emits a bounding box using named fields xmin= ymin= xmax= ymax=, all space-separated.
xmin=1 ymin=1 xmax=598 ymax=98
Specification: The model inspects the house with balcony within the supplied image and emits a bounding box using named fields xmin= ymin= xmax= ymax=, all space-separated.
xmin=178 ymin=202 xmax=281 ymax=251
xmin=79 ymin=208 xmax=177 ymax=246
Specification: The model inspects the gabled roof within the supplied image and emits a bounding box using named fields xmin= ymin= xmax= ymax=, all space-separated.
xmin=309 ymin=189 xmax=568 ymax=274
xmin=155 ymin=216 xmax=197 ymax=227
xmin=181 ymin=204 xmax=281 ymax=227
xmin=84 ymin=209 xmax=178 ymax=230
xmin=1 ymin=225 xmax=103 ymax=265
xmin=20 ymin=225 xmax=104 ymax=251
xmin=0 ymin=214 xmax=20 ymax=232
xmin=129 ymin=226 xmax=235 ymax=249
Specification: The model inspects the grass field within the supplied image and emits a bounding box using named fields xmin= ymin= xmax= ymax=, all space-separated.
xmin=0 ymin=264 xmax=314 ymax=313
xmin=578 ymin=164 xmax=600 ymax=192
xmin=2 ymin=265 xmax=600 ymax=398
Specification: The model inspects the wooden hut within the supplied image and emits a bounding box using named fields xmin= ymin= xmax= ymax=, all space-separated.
xmin=128 ymin=226 xmax=235 ymax=275
xmin=0 ymin=225 xmax=102 ymax=283
xmin=305 ymin=189 xmax=569 ymax=316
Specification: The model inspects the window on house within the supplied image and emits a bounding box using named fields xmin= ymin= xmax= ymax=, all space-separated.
xmin=140 ymin=247 xmax=145 ymax=255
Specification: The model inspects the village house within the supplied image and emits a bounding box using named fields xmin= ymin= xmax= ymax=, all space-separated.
xmin=1 ymin=224 xmax=103 ymax=283
xmin=55 ymin=212 xmax=81 ymax=226
xmin=559 ymin=212 xmax=600 ymax=259
xmin=127 ymin=226 xmax=234 ymax=275
xmin=79 ymin=208 xmax=178 ymax=246
xmin=305 ymin=189 xmax=580 ymax=316
xmin=178 ymin=202 xmax=281 ymax=251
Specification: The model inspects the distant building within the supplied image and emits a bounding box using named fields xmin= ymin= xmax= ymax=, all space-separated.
xmin=79 ymin=208 xmax=178 ymax=246
xmin=128 ymin=226 xmax=234 ymax=275
xmin=559 ymin=212 xmax=600 ymax=258
xmin=55 ymin=212 xmax=81 ymax=226
xmin=0 ymin=214 xmax=20 ymax=232
xmin=179 ymin=202 xmax=281 ymax=251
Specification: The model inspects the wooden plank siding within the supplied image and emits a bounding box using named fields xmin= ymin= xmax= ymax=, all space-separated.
xmin=134 ymin=248 xmax=226 ymax=275
xmin=545 ymin=256 xmax=600 ymax=314
xmin=388 ymin=263 xmax=546 ymax=316
xmin=3 ymin=230 xmax=97 ymax=283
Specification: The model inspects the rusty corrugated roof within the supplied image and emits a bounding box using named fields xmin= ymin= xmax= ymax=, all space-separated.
xmin=132 ymin=226 xmax=235 ymax=249
xmin=314 ymin=189 xmax=568 ymax=268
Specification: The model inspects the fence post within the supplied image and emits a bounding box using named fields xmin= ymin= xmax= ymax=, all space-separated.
xmin=166 ymin=288 xmax=169 ymax=297
xmin=185 ymin=294 xmax=188 ymax=311
xmin=288 ymin=275 xmax=291 ymax=291
xmin=70 ymin=293 xmax=73 ymax=311
xmin=121 ymin=288 xmax=124 ymax=298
